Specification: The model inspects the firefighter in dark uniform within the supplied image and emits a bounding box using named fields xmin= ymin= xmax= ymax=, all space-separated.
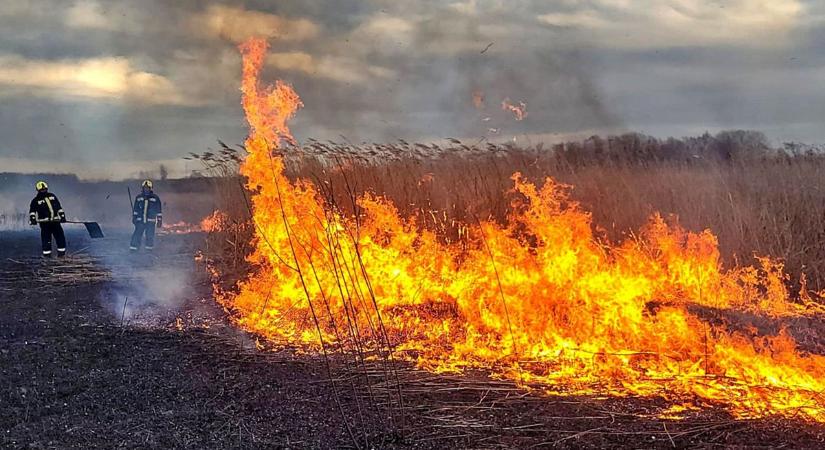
xmin=29 ymin=181 xmax=67 ymax=257
xmin=130 ymin=180 xmax=163 ymax=252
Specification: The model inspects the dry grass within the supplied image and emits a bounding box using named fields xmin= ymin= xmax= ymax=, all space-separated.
xmin=204 ymin=142 xmax=825 ymax=293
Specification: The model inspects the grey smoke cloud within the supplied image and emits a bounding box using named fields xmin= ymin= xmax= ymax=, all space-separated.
xmin=0 ymin=0 xmax=823 ymax=177
xmin=97 ymin=238 xmax=196 ymax=327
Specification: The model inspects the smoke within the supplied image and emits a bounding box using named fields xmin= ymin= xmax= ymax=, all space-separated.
xmin=2 ymin=0 xmax=820 ymax=178
xmin=97 ymin=234 xmax=198 ymax=327
xmin=0 ymin=174 xmax=217 ymax=231
xmin=0 ymin=0 xmax=626 ymax=179
xmin=287 ymin=2 xmax=622 ymax=141
xmin=0 ymin=172 xmax=212 ymax=326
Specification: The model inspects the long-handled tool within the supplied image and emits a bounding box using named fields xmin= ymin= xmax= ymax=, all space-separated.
xmin=65 ymin=221 xmax=105 ymax=238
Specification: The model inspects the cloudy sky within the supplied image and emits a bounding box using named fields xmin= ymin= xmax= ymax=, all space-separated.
xmin=0 ymin=0 xmax=823 ymax=178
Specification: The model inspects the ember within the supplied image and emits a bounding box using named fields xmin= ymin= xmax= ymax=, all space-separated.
xmin=502 ymin=98 xmax=528 ymax=121
xmin=215 ymin=38 xmax=825 ymax=423
xmin=472 ymin=90 xmax=485 ymax=109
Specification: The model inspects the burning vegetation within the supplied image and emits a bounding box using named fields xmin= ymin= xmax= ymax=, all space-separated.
xmin=207 ymin=38 xmax=825 ymax=425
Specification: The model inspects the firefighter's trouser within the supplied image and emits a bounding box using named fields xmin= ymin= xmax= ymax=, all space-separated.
xmin=39 ymin=222 xmax=66 ymax=256
xmin=130 ymin=222 xmax=156 ymax=251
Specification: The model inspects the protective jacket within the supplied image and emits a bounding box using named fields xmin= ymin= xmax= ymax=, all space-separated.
xmin=29 ymin=191 xmax=66 ymax=223
xmin=133 ymin=192 xmax=162 ymax=224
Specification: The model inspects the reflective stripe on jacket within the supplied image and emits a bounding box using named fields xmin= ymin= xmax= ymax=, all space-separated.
xmin=133 ymin=193 xmax=162 ymax=223
xmin=29 ymin=192 xmax=66 ymax=223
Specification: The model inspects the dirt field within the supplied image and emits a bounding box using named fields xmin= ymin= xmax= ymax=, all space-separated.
xmin=1 ymin=229 xmax=823 ymax=449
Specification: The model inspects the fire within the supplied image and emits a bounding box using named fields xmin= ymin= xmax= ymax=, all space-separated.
xmin=502 ymin=98 xmax=527 ymax=121
xmin=200 ymin=210 xmax=229 ymax=233
xmin=157 ymin=211 xmax=229 ymax=235
xmin=159 ymin=221 xmax=202 ymax=234
xmin=218 ymin=38 xmax=825 ymax=422
xmin=472 ymin=90 xmax=485 ymax=109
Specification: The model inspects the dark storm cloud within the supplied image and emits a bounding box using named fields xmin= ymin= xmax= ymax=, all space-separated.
xmin=0 ymin=0 xmax=821 ymax=177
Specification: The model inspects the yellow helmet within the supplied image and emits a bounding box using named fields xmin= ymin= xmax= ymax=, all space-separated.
xmin=141 ymin=179 xmax=153 ymax=189
xmin=35 ymin=181 xmax=48 ymax=191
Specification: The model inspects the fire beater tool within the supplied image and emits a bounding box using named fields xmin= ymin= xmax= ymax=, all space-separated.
xmin=64 ymin=221 xmax=105 ymax=239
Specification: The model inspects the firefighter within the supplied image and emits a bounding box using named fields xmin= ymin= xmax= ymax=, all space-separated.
xmin=29 ymin=181 xmax=67 ymax=257
xmin=130 ymin=180 xmax=163 ymax=252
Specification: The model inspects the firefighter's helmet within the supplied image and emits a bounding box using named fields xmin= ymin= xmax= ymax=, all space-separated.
xmin=35 ymin=181 xmax=48 ymax=191
xmin=141 ymin=179 xmax=153 ymax=189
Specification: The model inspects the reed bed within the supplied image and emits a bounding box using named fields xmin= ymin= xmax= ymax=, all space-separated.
xmin=197 ymin=139 xmax=825 ymax=295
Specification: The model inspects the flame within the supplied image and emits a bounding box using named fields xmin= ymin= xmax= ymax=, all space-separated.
xmin=218 ymin=38 xmax=825 ymax=422
xmin=502 ymin=98 xmax=528 ymax=121
xmin=472 ymin=90 xmax=485 ymax=109
xmin=158 ymin=211 xmax=229 ymax=235
xmin=201 ymin=210 xmax=229 ymax=233
xmin=160 ymin=221 xmax=202 ymax=234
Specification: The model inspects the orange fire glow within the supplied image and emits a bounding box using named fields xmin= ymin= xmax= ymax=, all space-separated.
xmin=200 ymin=210 xmax=229 ymax=233
xmin=157 ymin=211 xmax=229 ymax=235
xmin=159 ymin=221 xmax=202 ymax=235
xmin=472 ymin=90 xmax=485 ymax=109
xmin=218 ymin=38 xmax=825 ymax=423
xmin=502 ymin=98 xmax=527 ymax=121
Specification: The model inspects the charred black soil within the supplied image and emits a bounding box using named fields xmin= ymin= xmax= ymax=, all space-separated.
xmin=1 ymin=230 xmax=823 ymax=449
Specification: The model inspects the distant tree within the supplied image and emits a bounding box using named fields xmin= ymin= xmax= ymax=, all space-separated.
xmin=782 ymin=141 xmax=825 ymax=157
xmin=159 ymin=164 xmax=169 ymax=181
xmin=714 ymin=130 xmax=772 ymax=160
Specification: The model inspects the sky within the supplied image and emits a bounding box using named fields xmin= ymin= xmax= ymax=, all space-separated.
xmin=0 ymin=0 xmax=824 ymax=179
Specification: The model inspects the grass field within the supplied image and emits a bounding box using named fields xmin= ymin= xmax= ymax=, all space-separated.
xmin=3 ymin=138 xmax=824 ymax=448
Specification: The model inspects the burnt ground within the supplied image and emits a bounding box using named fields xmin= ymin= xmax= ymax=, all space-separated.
xmin=1 ymin=230 xmax=824 ymax=449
